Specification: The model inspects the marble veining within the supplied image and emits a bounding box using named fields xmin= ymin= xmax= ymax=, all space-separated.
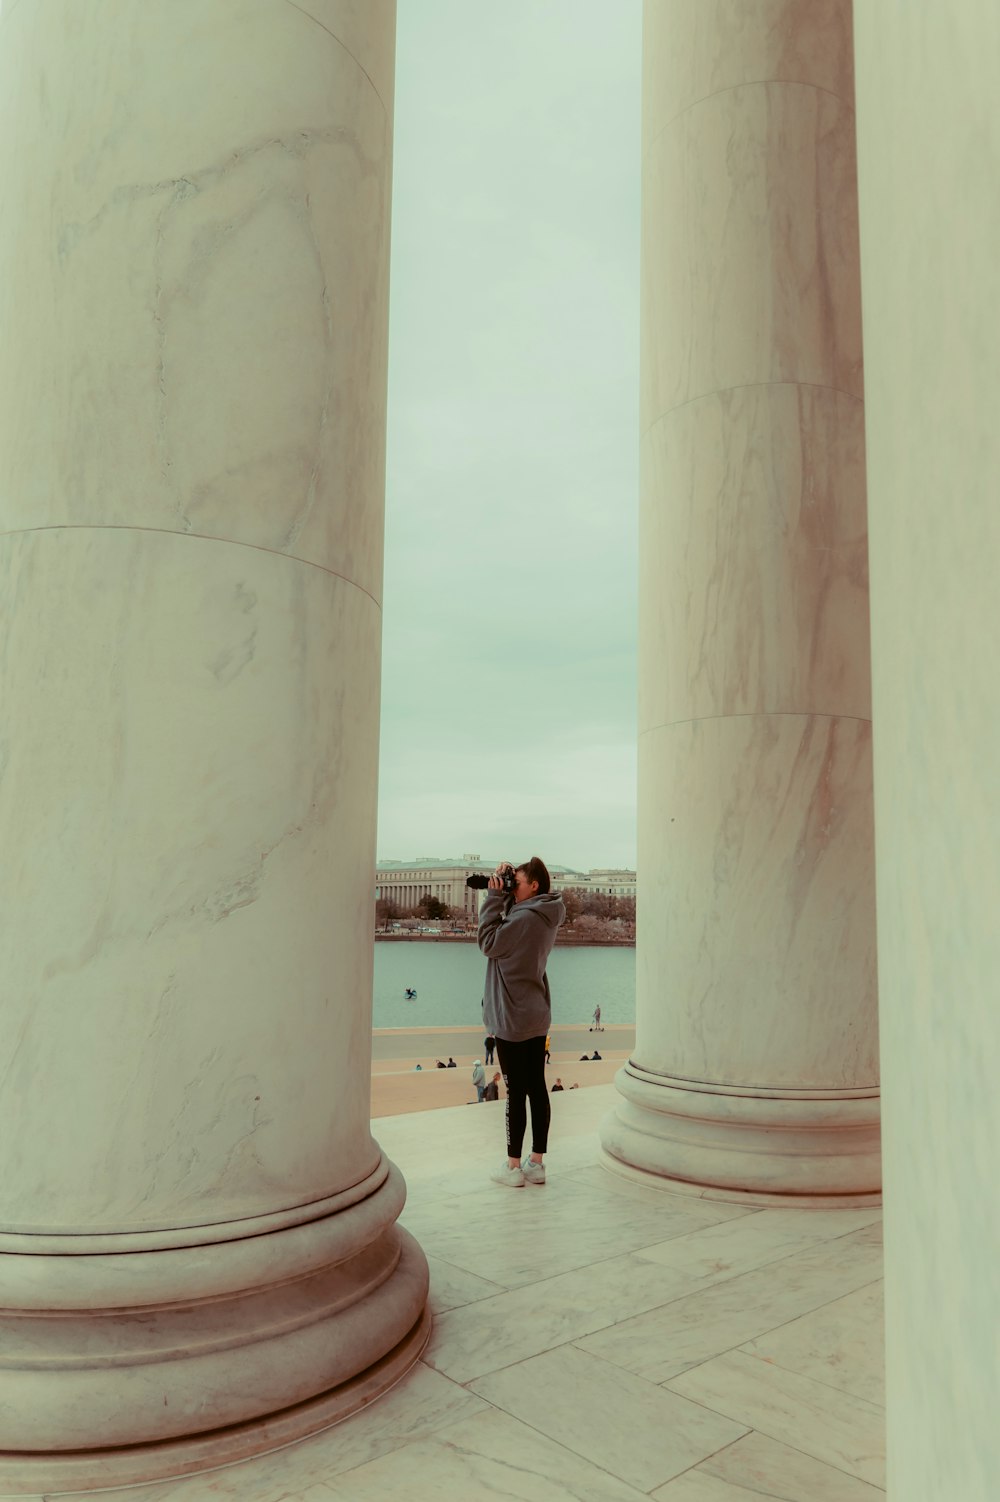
xmin=642 ymin=0 xmax=853 ymax=145
xmin=641 ymin=81 xmax=863 ymax=429
xmin=854 ymin=6 xmax=1000 ymax=1497
xmin=470 ymin=1344 xmax=748 ymax=1493
xmin=0 ymin=522 xmax=382 ymax=1229
xmin=640 ymin=384 xmax=870 ymax=727
xmin=635 ymin=715 xmax=877 ymax=1089
xmin=611 ymin=0 xmax=877 ymax=1202
xmin=0 ymin=0 xmax=394 ymax=600
xmin=577 ymin=1231 xmax=881 ymax=1384
xmin=3 ymin=1088 xmax=886 ymax=1499
xmin=741 ymin=1278 xmax=885 ymax=1405
xmin=667 ymin=1349 xmax=885 ymax=1487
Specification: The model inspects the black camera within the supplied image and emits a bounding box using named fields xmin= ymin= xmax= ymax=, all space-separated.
xmin=466 ymin=865 xmax=515 ymax=893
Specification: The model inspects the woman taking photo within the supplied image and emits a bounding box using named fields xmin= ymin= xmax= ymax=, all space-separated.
xmin=478 ymin=857 xmax=565 ymax=1186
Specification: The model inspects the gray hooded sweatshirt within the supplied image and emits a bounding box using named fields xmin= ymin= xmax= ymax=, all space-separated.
xmin=478 ymin=890 xmax=566 ymax=1042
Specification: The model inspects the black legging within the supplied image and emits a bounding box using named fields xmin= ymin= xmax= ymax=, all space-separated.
xmin=495 ymin=1035 xmax=550 ymax=1159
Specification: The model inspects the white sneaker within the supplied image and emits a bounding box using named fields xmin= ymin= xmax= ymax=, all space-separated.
xmin=521 ymin=1158 xmax=546 ymax=1185
xmin=490 ymin=1161 xmax=525 ymax=1188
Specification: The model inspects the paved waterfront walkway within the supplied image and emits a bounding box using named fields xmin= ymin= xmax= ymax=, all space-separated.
xmin=370 ymin=1025 xmax=632 ymax=1116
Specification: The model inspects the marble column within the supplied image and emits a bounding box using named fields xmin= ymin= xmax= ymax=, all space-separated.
xmin=601 ymin=0 xmax=879 ymax=1201
xmin=854 ymin=6 xmax=1000 ymax=1497
xmin=0 ymin=1 xmax=428 ymax=1492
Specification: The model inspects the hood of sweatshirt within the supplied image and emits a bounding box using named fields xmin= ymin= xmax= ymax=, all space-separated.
xmin=514 ymin=891 xmax=566 ymax=928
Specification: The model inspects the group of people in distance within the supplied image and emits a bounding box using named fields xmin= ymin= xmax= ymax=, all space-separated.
xmin=470 ymin=1058 xmax=503 ymax=1101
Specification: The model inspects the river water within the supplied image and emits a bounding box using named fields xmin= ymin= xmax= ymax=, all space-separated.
xmin=372 ymin=941 xmax=635 ymax=1030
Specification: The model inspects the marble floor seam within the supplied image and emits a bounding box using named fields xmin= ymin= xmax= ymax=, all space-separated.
xmin=425 ymin=1252 xmax=881 ymax=1387
xmin=451 ymin=1379 xmax=694 ymax=1499
xmin=727 ymin=1346 xmax=886 ymax=1413
xmin=727 ymin=1273 xmax=885 ymax=1355
xmin=11 ymin=1091 xmax=882 ymax=1500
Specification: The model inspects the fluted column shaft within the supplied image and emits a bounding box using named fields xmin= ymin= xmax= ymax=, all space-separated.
xmin=0 ymin=1 xmax=427 ymax=1490
xmin=855 ymin=5 xmax=1000 ymax=1497
xmin=602 ymin=0 xmax=879 ymax=1200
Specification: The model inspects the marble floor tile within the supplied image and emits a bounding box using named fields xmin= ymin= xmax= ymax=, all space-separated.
xmin=425 ymin=1253 xmax=507 ymax=1315
xmin=382 ymin=1086 xmax=622 ymax=1208
xmin=397 ymin=1137 xmax=614 ymax=1215
xmin=576 ymin=1234 xmax=883 ymax=1384
xmin=740 ymin=1279 xmax=885 ymax=1406
xmin=425 ymin=1247 xmax=700 ymax=1385
xmin=320 ymin=1406 xmax=653 ymax=1501
xmin=404 ymin=1173 xmax=732 ymax=1289
xmin=563 ymin=1163 xmax=755 ymax=1219
xmin=397 ymin=1156 xmax=517 ymax=1209
xmin=695 ymin=1429 xmax=886 ymax=1500
xmin=469 ymin=1343 xmax=748 ymax=1493
xmin=19 ymin=1088 xmax=884 ymax=1502
xmin=648 ymin=1471 xmax=758 ymax=1501
xmin=848 ymin=1219 xmax=884 ymax=1245
xmin=633 ymin=1206 xmax=882 ymax=1284
xmin=666 ymin=1349 xmax=885 ymax=1488
xmin=650 ymin=1428 xmax=886 ymax=1501
xmin=398 ymin=1176 xmax=589 ymax=1271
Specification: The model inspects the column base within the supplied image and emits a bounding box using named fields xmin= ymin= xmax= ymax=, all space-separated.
xmin=0 ymin=1288 xmax=430 ymax=1497
xmin=600 ymin=1064 xmax=881 ymax=1206
xmin=0 ymin=1163 xmax=430 ymax=1495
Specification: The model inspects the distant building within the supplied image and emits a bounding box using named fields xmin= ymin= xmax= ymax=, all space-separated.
xmin=587 ymin=869 xmax=637 ymax=899
xmin=551 ymin=869 xmax=636 ymax=899
xmin=375 ymin=855 xmax=491 ymax=917
xmin=376 ymin=857 xmax=635 ymax=913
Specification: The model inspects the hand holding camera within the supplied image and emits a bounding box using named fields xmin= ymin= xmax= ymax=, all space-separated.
xmin=465 ymin=862 xmax=516 ymax=894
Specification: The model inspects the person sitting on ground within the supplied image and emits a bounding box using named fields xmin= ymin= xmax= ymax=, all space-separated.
xmin=551 ymin=1077 xmax=564 ymax=1092
xmin=435 ymin=1059 xmax=446 ymax=1069
xmin=471 ymin=1058 xmax=486 ymax=1102
xmin=579 ymin=1054 xmax=590 ymax=1061
xmin=569 ymin=1082 xmax=579 ymax=1089
xmin=591 ymin=1049 xmax=602 ymax=1060
xmin=414 ymin=1063 xmax=422 ymax=1071
xmin=446 ymin=1056 xmax=457 ymax=1068
xmin=483 ymin=1071 xmax=501 ymax=1102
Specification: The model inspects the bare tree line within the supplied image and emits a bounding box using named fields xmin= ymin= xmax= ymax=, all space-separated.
xmin=375 ymin=891 xmax=635 ymax=943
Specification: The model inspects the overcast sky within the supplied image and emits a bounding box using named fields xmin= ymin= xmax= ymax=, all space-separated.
xmin=377 ymin=0 xmax=641 ymax=873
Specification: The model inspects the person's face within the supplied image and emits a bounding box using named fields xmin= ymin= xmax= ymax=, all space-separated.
xmin=513 ymin=867 xmax=539 ymax=903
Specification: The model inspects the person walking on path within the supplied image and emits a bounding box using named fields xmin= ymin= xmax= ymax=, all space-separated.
xmin=471 ymin=1058 xmax=486 ymax=1102
xmin=484 ymin=1033 xmax=496 ymax=1066
xmin=544 ymin=1033 xmax=552 ymax=1064
xmin=478 ymin=856 xmax=565 ymax=1187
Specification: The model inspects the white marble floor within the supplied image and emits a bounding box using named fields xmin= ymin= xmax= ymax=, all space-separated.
xmin=18 ymin=1085 xmax=885 ymax=1500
